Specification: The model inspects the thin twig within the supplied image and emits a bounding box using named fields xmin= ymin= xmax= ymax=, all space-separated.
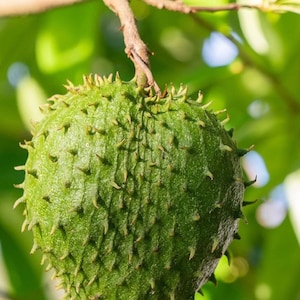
xmin=141 ymin=0 xmax=196 ymax=13
xmin=103 ymin=0 xmax=161 ymax=94
xmin=0 ymin=0 xmax=290 ymax=16
xmin=0 ymin=0 xmax=84 ymax=16
xmin=142 ymin=0 xmax=264 ymax=14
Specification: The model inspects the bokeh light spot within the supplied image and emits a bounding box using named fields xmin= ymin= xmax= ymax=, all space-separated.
xmin=248 ymin=99 xmax=270 ymax=119
xmin=202 ymin=32 xmax=238 ymax=67
xmin=7 ymin=62 xmax=29 ymax=87
xmin=255 ymin=283 xmax=272 ymax=300
xmin=256 ymin=185 xmax=288 ymax=228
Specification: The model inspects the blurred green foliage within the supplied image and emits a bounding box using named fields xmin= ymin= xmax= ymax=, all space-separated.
xmin=0 ymin=0 xmax=299 ymax=299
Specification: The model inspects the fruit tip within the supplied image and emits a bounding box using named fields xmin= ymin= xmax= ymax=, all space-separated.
xmin=103 ymin=73 xmax=113 ymax=84
xmin=27 ymin=219 xmax=38 ymax=231
xmin=14 ymin=165 xmax=25 ymax=171
xmin=14 ymin=182 xmax=24 ymax=189
xmin=233 ymin=232 xmax=241 ymax=240
xmin=21 ymin=219 xmax=28 ymax=232
xmin=196 ymin=90 xmax=203 ymax=103
xmin=94 ymin=73 xmax=104 ymax=86
xmin=214 ymin=108 xmax=227 ymax=116
xmin=227 ymin=128 xmax=234 ymax=137
xmin=242 ymin=199 xmax=258 ymax=207
xmin=83 ymin=73 xmax=94 ymax=87
xmin=13 ymin=197 xmax=25 ymax=209
xmin=220 ymin=143 xmax=232 ymax=152
xmin=169 ymin=291 xmax=176 ymax=300
xmin=63 ymin=79 xmax=77 ymax=92
xmin=177 ymin=84 xmax=188 ymax=100
xmin=45 ymin=262 xmax=52 ymax=272
xmin=204 ymin=168 xmax=214 ymax=180
xmin=244 ymin=175 xmax=257 ymax=188
xmin=197 ymin=288 xmax=204 ymax=296
xmin=211 ymin=237 xmax=219 ymax=253
xmin=201 ymin=100 xmax=213 ymax=110
xmin=224 ymin=250 xmax=231 ymax=265
xmin=220 ymin=114 xmax=230 ymax=126
xmin=188 ymin=246 xmax=196 ymax=260
xmin=115 ymin=72 xmax=121 ymax=83
xmin=30 ymin=242 xmax=39 ymax=254
xmin=208 ymin=273 xmax=217 ymax=286
xmin=238 ymin=144 xmax=254 ymax=157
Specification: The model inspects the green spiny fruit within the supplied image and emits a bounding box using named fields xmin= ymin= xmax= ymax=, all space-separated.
xmin=15 ymin=73 xmax=248 ymax=300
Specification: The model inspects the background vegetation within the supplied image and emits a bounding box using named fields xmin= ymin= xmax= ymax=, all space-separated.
xmin=0 ymin=0 xmax=299 ymax=299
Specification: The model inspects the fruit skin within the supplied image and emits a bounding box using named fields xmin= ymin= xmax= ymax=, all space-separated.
xmin=15 ymin=74 xmax=245 ymax=300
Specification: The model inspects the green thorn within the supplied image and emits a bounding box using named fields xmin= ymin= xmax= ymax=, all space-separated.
xmin=149 ymin=278 xmax=155 ymax=290
xmin=192 ymin=212 xmax=201 ymax=221
xmin=42 ymin=195 xmax=51 ymax=202
xmin=86 ymin=125 xmax=96 ymax=135
xmin=234 ymin=210 xmax=248 ymax=223
xmin=87 ymin=274 xmax=98 ymax=287
xmin=214 ymin=108 xmax=227 ymax=116
xmin=13 ymin=196 xmax=25 ymax=209
xmin=220 ymin=143 xmax=232 ymax=152
xmin=227 ymin=128 xmax=234 ymax=137
xmin=244 ymin=176 xmax=257 ymax=188
xmin=77 ymin=167 xmax=91 ymax=175
xmin=243 ymin=199 xmax=258 ymax=207
xmin=112 ymin=119 xmax=119 ymax=126
xmin=209 ymin=273 xmax=217 ymax=286
xmin=197 ymin=120 xmax=206 ymax=128
xmin=116 ymin=139 xmax=126 ymax=149
xmin=64 ymin=181 xmax=71 ymax=188
xmin=27 ymin=219 xmax=38 ymax=231
xmin=237 ymin=144 xmax=254 ymax=157
xmin=67 ymin=148 xmax=78 ymax=156
xmin=188 ymin=246 xmax=196 ymax=260
xmin=96 ymin=154 xmax=111 ymax=165
xmin=88 ymin=101 xmax=100 ymax=109
xmin=211 ymin=237 xmax=219 ymax=253
xmin=196 ymin=91 xmax=203 ymax=103
xmin=233 ymin=232 xmax=241 ymax=240
xmin=81 ymin=108 xmax=88 ymax=115
xmin=94 ymin=73 xmax=104 ymax=86
xmin=30 ymin=242 xmax=39 ymax=254
xmin=204 ymin=168 xmax=214 ymax=180
xmin=48 ymin=154 xmax=58 ymax=162
xmin=21 ymin=219 xmax=28 ymax=232
xmin=201 ymin=100 xmax=212 ymax=109
xmin=27 ymin=169 xmax=38 ymax=178
xmin=111 ymin=181 xmax=121 ymax=190
xmin=94 ymin=127 xmax=106 ymax=135
xmin=14 ymin=183 xmax=24 ymax=189
xmin=40 ymin=130 xmax=49 ymax=139
xmin=224 ymin=250 xmax=231 ymax=265
xmin=58 ymin=122 xmax=70 ymax=132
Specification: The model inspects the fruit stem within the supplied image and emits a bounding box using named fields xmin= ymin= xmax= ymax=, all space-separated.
xmin=103 ymin=0 xmax=161 ymax=95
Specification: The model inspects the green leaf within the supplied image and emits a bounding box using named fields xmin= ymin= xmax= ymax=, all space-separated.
xmin=268 ymin=0 xmax=300 ymax=13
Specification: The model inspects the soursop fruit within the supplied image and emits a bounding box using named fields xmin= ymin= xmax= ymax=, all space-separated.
xmin=15 ymin=73 xmax=248 ymax=300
